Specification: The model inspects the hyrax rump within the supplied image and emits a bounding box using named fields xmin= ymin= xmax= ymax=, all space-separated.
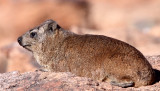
xmin=17 ymin=20 xmax=155 ymax=88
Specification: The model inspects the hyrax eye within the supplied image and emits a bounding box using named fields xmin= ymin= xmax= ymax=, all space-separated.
xmin=30 ymin=32 xmax=37 ymax=38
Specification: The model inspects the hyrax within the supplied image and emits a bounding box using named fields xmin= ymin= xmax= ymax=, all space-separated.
xmin=17 ymin=19 xmax=155 ymax=88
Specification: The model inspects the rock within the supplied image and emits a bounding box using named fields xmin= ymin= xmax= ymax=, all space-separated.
xmin=0 ymin=55 xmax=160 ymax=90
xmin=0 ymin=51 xmax=7 ymax=73
xmin=87 ymin=0 xmax=160 ymax=31
xmin=0 ymin=0 xmax=88 ymax=47
xmin=149 ymin=26 xmax=160 ymax=38
xmin=0 ymin=42 xmax=39 ymax=73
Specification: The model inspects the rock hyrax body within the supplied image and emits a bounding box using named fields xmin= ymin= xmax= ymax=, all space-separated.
xmin=18 ymin=20 xmax=155 ymax=88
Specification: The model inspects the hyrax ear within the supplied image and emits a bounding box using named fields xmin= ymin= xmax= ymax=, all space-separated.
xmin=46 ymin=22 xmax=61 ymax=34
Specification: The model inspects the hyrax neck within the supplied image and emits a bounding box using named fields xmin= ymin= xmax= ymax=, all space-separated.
xmin=33 ymin=29 xmax=74 ymax=70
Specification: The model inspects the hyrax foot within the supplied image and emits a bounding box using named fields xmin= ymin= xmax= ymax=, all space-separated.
xmin=110 ymin=81 xmax=134 ymax=88
xmin=35 ymin=68 xmax=48 ymax=72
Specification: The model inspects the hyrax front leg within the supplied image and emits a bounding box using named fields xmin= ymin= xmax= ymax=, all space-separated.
xmin=110 ymin=81 xmax=134 ymax=88
xmin=36 ymin=68 xmax=49 ymax=72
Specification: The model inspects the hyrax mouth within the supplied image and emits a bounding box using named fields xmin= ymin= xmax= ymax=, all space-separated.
xmin=22 ymin=44 xmax=31 ymax=47
xmin=17 ymin=36 xmax=31 ymax=48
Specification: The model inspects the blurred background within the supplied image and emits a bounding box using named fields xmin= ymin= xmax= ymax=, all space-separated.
xmin=0 ymin=0 xmax=160 ymax=73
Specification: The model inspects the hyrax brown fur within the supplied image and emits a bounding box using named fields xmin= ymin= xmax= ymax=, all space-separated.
xmin=18 ymin=20 xmax=155 ymax=88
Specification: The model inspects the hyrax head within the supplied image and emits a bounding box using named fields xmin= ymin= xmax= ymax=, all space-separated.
xmin=17 ymin=19 xmax=61 ymax=52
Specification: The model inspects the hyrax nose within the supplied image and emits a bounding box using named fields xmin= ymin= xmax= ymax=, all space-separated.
xmin=17 ymin=37 xmax=22 ymax=45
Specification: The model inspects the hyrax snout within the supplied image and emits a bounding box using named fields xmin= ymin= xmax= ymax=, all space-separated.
xmin=17 ymin=19 xmax=155 ymax=88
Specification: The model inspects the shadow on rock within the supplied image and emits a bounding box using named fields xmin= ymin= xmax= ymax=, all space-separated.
xmin=154 ymin=69 xmax=160 ymax=83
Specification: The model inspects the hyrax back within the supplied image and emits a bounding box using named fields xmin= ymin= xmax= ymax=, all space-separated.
xmin=18 ymin=20 xmax=155 ymax=88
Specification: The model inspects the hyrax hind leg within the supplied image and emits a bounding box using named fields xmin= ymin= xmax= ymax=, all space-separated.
xmin=110 ymin=81 xmax=134 ymax=88
xmin=101 ymin=76 xmax=134 ymax=88
xmin=109 ymin=76 xmax=134 ymax=88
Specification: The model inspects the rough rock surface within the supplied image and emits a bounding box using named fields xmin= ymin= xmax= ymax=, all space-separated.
xmin=0 ymin=42 xmax=39 ymax=73
xmin=0 ymin=56 xmax=160 ymax=90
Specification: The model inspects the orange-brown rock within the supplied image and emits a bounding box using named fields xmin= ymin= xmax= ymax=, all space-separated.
xmin=0 ymin=55 xmax=160 ymax=90
xmin=0 ymin=42 xmax=39 ymax=73
xmin=0 ymin=0 xmax=88 ymax=46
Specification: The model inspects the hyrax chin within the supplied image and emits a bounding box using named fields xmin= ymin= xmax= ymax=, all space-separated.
xmin=17 ymin=19 xmax=155 ymax=88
